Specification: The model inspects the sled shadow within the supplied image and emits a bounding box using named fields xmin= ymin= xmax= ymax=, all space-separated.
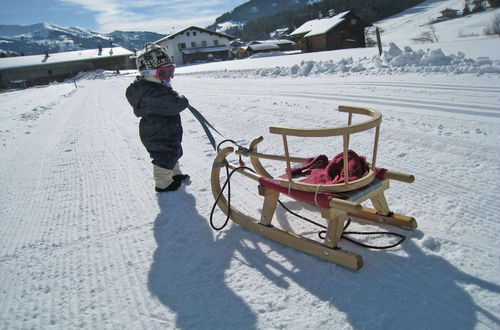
xmin=231 ymin=203 xmax=500 ymax=329
xmin=148 ymin=189 xmax=257 ymax=330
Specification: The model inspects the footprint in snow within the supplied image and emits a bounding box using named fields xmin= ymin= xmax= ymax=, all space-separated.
xmin=421 ymin=236 xmax=441 ymax=252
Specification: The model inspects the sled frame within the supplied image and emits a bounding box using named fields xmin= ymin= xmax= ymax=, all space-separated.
xmin=211 ymin=106 xmax=416 ymax=270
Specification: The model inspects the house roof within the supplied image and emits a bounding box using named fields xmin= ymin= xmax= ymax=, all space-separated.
xmin=251 ymin=39 xmax=296 ymax=45
xmin=0 ymin=47 xmax=133 ymax=70
xmin=248 ymin=44 xmax=280 ymax=51
xmin=290 ymin=10 xmax=350 ymax=38
xmin=156 ymin=26 xmax=236 ymax=43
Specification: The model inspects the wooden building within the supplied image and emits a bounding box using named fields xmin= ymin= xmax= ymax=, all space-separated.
xmin=0 ymin=47 xmax=134 ymax=89
xmin=155 ymin=26 xmax=236 ymax=65
xmin=440 ymin=8 xmax=459 ymax=18
xmin=289 ymin=10 xmax=367 ymax=53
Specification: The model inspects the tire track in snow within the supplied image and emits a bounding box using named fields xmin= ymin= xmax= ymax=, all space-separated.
xmin=208 ymin=90 xmax=500 ymax=118
xmin=326 ymin=81 xmax=500 ymax=93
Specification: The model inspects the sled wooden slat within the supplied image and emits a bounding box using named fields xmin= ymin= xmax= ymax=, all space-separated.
xmin=269 ymin=106 xmax=382 ymax=137
xmin=350 ymin=207 xmax=417 ymax=230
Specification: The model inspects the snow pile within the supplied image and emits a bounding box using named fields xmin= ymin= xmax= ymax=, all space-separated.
xmin=250 ymin=43 xmax=500 ymax=78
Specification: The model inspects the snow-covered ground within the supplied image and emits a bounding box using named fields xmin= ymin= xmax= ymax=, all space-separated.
xmin=1 ymin=1 xmax=500 ymax=329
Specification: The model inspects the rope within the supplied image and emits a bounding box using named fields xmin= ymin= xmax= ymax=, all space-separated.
xmin=278 ymin=200 xmax=405 ymax=249
xmin=209 ymin=165 xmax=256 ymax=231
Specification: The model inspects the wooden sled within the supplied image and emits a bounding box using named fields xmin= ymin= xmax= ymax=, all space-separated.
xmin=211 ymin=105 xmax=416 ymax=270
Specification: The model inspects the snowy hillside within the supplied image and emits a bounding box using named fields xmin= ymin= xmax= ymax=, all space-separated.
xmin=0 ymin=23 xmax=165 ymax=55
xmin=375 ymin=0 xmax=500 ymax=44
xmin=1 ymin=1 xmax=499 ymax=329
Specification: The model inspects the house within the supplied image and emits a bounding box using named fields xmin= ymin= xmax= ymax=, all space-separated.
xmin=155 ymin=26 xmax=236 ymax=65
xmin=0 ymin=46 xmax=134 ymax=89
xmin=440 ymin=8 xmax=459 ymax=18
xmin=250 ymin=39 xmax=297 ymax=51
xmin=269 ymin=27 xmax=295 ymax=39
xmin=289 ymin=10 xmax=367 ymax=52
xmin=236 ymin=39 xmax=297 ymax=59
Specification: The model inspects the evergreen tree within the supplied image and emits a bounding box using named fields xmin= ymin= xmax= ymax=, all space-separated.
xmin=463 ymin=1 xmax=471 ymax=16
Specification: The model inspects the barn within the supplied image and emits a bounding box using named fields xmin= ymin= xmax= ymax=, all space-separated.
xmin=0 ymin=47 xmax=134 ymax=89
xmin=289 ymin=10 xmax=367 ymax=53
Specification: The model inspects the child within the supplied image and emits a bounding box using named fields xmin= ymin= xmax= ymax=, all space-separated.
xmin=126 ymin=44 xmax=189 ymax=192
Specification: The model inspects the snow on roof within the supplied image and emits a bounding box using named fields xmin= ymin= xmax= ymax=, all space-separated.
xmin=253 ymin=39 xmax=296 ymax=45
xmin=248 ymin=44 xmax=280 ymax=51
xmin=290 ymin=11 xmax=350 ymax=38
xmin=0 ymin=47 xmax=133 ymax=70
xmin=181 ymin=45 xmax=230 ymax=54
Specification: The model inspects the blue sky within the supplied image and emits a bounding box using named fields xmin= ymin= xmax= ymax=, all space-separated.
xmin=0 ymin=0 xmax=248 ymax=33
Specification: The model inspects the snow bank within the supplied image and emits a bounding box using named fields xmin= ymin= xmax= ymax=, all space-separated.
xmin=179 ymin=43 xmax=500 ymax=80
xmin=245 ymin=43 xmax=500 ymax=78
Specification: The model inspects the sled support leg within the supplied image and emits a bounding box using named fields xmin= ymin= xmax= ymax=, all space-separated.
xmin=258 ymin=186 xmax=280 ymax=226
xmin=370 ymin=191 xmax=391 ymax=216
xmin=321 ymin=209 xmax=347 ymax=249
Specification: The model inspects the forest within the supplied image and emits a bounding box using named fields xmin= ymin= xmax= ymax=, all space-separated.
xmin=208 ymin=0 xmax=426 ymax=41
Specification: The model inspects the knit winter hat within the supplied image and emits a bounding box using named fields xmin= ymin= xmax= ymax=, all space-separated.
xmin=136 ymin=43 xmax=173 ymax=71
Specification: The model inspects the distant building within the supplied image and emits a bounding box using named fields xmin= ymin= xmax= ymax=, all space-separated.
xmin=155 ymin=26 xmax=236 ymax=65
xmin=236 ymin=39 xmax=297 ymax=58
xmin=440 ymin=8 xmax=459 ymax=18
xmin=0 ymin=46 xmax=134 ymax=89
xmin=250 ymin=39 xmax=297 ymax=51
xmin=269 ymin=27 xmax=295 ymax=39
xmin=289 ymin=10 xmax=367 ymax=53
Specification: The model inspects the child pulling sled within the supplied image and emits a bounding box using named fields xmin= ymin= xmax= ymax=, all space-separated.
xmin=126 ymin=44 xmax=189 ymax=192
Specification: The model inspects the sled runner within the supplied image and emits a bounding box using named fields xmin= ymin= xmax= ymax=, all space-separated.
xmin=211 ymin=105 xmax=416 ymax=270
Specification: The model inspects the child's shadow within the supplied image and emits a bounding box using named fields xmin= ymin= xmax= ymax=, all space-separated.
xmin=148 ymin=189 xmax=257 ymax=330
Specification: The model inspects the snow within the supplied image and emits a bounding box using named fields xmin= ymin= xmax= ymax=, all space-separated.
xmin=290 ymin=11 xmax=349 ymax=38
xmin=1 ymin=1 xmax=500 ymax=329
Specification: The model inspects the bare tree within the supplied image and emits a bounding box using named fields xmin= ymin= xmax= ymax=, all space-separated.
xmin=412 ymin=25 xmax=439 ymax=43
xmin=484 ymin=14 xmax=500 ymax=35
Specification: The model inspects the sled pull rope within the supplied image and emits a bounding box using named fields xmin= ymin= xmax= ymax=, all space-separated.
xmin=217 ymin=139 xmax=253 ymax=167
xmin=187 ymin=104 xmax=224 ymax=151
xmin=210 ymin=164 xmax=257 ymax=231
xmin=277 ymin=200 xmax=406 ymax=250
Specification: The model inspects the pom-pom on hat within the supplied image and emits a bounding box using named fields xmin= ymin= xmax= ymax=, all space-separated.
xmin=136 ymin=43 xmax=173 ymax=71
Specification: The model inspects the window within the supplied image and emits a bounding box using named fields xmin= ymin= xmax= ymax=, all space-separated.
xmin=186 ymin=32 xmax=190 ymax=36
xmin=191 ymin=42 xmax=196 ymax=48
xmin=178 ymin=43 xmax=186 ymax=50
xmin=202 ymin=40 xmax=207 ymax=47
xmin=193 ymin=32 xmax=197 ymax=36
xmin=351 ymin=19 xmax=357 ymax=25
xmin=48 ymin=69 xmax=53 ymax=75
xmin=213 ymin=40 xmax=219 ymax=46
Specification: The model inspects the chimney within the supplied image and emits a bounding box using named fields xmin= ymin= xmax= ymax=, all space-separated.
xmin=329 ymin=9 xmax=336 ymax=17
xmin=98 ymin=44 xmax=102 ymax=55
xmin=318 ymin=11 xmax=323 ymax=19
xmin=44 ymin=50 xmax=49 ymax=58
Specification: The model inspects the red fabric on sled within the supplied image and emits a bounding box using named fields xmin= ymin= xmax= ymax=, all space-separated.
xmin=285 ymin=150 xmax=388 ymax=184
xmin=258 ymin=177 xmax=346 ymax=208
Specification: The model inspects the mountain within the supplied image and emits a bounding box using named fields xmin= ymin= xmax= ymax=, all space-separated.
xmin=0 ymin=23 xmax=166 ymax=56
xmin=210 ymin=0 xmax=324 ymax=28
xmin=209 ymin=0 xmax=426 ymax=41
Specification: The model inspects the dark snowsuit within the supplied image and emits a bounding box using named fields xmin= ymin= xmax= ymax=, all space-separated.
xmin=126 ymin=77 xmax=189 ymax=169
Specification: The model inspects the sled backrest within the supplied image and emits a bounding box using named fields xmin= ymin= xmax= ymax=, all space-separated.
xmin=269 ymin=105 xmax=382 ymax=185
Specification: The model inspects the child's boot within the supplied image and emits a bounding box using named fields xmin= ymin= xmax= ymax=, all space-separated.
xmin=154 ymin=165 xmax=181 ymax=192
xmin=172 ymin=162 xmax=190 ymax=183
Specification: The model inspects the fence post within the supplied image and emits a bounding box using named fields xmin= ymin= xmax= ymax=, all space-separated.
xmin=376 ymin=27 xmax=382 ymax=56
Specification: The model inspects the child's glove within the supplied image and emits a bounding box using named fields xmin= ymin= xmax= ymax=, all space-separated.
xmin=180 ymin=94 xmax=189 ymax=103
